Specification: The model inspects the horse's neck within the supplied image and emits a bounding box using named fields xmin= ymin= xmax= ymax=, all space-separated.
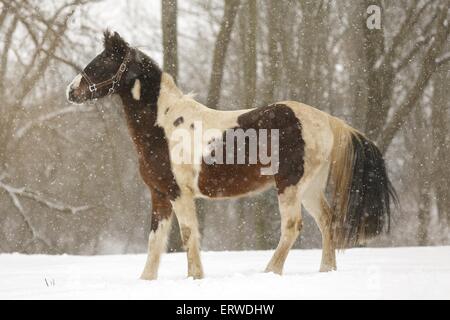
xmin=119 ymin=71 xmax=180 ymax=198
xmin=122 ymin=103 xmax=156 ymax=137
xmin=119 ymin=76 xmax=167 ymax=162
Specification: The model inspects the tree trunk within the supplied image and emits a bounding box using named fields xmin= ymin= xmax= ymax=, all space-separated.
xmin=263 ymin=0 xmax=282 ymax=105
xmin=417 ymin=186 xmax=431 ymax=246
xmin=360 ymin=0 xmax=390 ymax=140
xmin=161 ymin=0 xmax=182 ymax=251
xmin=413 ymin=103 xmax=431 ymax=246
xmin=431 ymin=70 xmax=450 ymax=230
xmin=206 ymin=0 xmax=241 ymax=110
xmin=239 ymin=0 xmax=257 ymax=108
xmin=297 ymin=0 xmax=319 ymax=105
xmin=161 ymin=0 xmax=178 ymax=82
xmin=237 ymin=0 xmax=263 ymax=248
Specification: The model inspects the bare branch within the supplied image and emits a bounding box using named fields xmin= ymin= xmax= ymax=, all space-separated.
xmin=436 ymin=52 xmax=450 ymax=67
xmin=0 ymin=179 xmax=52 ymax=249
xmin=16 ymin=7 xmax=77 ymax=103
xmin=0 ymin=15 xmax=18 ymax=98
xmin=394 ymin=34 xmax=434 ymax=72
xmin=15 ymin=105 xmax=95 ymax=140
xmin=0 ymin=3 xmax=80 ymax=154
xmin=379 ymin=2 xmax=418 ymax=67
xmin=394 ymin=9 xmax=439 ymax=72
xmin=0 ymin=3 xmax=7 ymax=30
xmin=41 ymin=49 xmax=82 ymax=72
xmin=207 ymin=0 xmax=241 ymax=109
xmin=380 ymin=0 xmax=434 ymax=69
xmin=0 ymin=179 xmax=90 ymax=215
xmin=378 ymin=8 xmax=450 ymax=153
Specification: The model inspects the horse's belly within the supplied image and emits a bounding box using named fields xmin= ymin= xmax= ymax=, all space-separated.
xmin=197 ymin=163 xmax=274 ymax=198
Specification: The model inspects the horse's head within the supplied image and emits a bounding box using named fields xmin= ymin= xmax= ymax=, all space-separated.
xmin=67 ymin=31 xmax=132 ymax=104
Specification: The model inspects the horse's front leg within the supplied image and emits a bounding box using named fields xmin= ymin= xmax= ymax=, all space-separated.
xmin=172 ymin=191 xmax=204 ymax=279
xmin=140 ymin=189 xmax=173 ymax=280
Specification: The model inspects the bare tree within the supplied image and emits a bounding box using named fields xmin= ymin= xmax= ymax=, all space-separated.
xmin=161 ymin=0 xmax=182 ymax=251
xmin=356 ymin=0 xmax=450 ymax=153
xmin=162 ymin=0 xmax=178 ymax=82
xmin=206 ymin=0 xmax=240 ymax=109
xmin=263 ymin=0 xmax=282 ymax=105
xmin=413 ymin=106 xmax=432 ymax=245
xmin=431 ymin=69 xmax=450 ymax=230
xmin=239 ymin=0 xmax=257 ymax=108
xmin=0 ymin=0 xmax=100 ymax=253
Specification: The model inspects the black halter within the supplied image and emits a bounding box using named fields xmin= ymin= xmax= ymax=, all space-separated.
xmin=81 ymin=50 xmax=132 ymax=99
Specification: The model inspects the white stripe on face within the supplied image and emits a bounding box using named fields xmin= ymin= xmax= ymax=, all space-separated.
xmin=70 ymin=74 xmax=83 ymax=89
xmin=66 ymin=74 xmax=83 ymax=102
xmin=132 ymin=79 xmax=141 ymax=100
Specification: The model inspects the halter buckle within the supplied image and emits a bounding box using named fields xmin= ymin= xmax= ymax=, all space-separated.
xmin=119 ymin=63 xmax=127 ymax=72
xmin=89 ymin=84 xmax=97 ymax=92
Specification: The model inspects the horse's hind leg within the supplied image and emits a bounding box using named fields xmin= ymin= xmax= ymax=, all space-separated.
xmin=319 ymin=199 xmax=336 ymax=272
xmin=265 ymin=185 xmax=302 ymax=275
xmin=302 ymin=168 xmax=336 ymax=272
xmin=304 ymin=194 xmax=336 ymax=272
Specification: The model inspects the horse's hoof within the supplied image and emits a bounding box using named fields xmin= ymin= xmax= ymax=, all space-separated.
xmin=319 ymin=265 xmax=336 ymax=273
xmin=189 ymin=273 xmax=204 ymax=280
xmin=140 ymin=273 xmax=157 ymax=281
xmin=264 ymin=267 xmax=283 ymax=275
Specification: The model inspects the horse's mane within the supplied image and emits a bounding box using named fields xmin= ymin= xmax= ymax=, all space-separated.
xmin=133 ymin=49 xmax=162 ymax=74
xmin=103 ymin=30 xmax=162 ymax=75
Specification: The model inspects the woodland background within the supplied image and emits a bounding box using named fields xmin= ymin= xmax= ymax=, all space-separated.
xmin=0 ymin=0 xmax=448 ymax=254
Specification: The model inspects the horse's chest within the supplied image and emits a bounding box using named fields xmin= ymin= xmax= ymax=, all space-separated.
xmin=135 ymin=133 xmax=180 ymax=199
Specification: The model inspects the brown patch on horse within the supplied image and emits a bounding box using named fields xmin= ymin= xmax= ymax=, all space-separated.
xmin=180 ymin=225 xmax=191 ymax=246
xmin=197 ymin=104 xmax=305 ymax=197
xmin=118 ymin=54 xmax=180 ymax=202
xmin=289 ymin=217 xmax=303 ymax=232
xmin=198 ymin=164 xmax=273 ymax=198
xmin=150 ymin=188 xmax=173 ymax=232
xmin=173 ymin=116 xmax=184 ymax=127
xmin=286 ymin=219 xmax=297 ymax=230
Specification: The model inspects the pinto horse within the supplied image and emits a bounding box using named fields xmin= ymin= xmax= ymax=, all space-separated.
xmin=67 ymin=31 xmax=397 ymax=280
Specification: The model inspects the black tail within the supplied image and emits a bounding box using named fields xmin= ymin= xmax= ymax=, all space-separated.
xmin=329 ymin=119 xmax=398 ymax=249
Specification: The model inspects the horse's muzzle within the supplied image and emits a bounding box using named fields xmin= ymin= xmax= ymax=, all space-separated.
xmin=66 ymin=87 xmax=85 ymax=104
xmin=66 ymin=74 xmax=88 ymax=104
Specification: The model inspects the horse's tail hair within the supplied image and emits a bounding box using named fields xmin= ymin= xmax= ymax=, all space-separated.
xmin=328 ymin=117 xmax=398 ymax=249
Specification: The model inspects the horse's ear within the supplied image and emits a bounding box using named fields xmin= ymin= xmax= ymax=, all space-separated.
xmin=103 ymin=30 xmax=128 ymax=54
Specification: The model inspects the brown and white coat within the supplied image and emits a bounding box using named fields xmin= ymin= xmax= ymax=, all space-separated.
xmin=67 ymin=32 xmax=397 ymax=280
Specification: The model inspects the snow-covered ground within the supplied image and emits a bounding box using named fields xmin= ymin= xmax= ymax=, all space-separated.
xmin=1 ymin=246 xmax=449 ymax=300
